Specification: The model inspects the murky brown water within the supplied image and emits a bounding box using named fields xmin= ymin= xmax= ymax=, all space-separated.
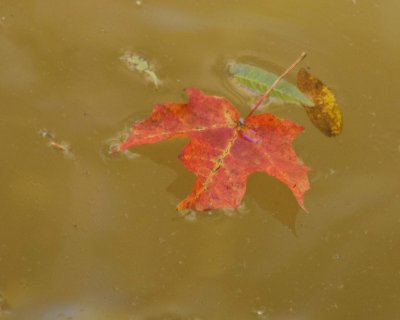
xmin=1 ymin=0 xmax=400 ymax=319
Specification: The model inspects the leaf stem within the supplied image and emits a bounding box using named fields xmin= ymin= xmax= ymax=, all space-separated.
xmin=244 ymin=51 xmax=307 ymax=119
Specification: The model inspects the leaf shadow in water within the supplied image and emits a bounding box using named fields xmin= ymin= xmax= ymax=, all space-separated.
xmin=122 ymin=140 xmax=195 ymax=198
xmin=117 ymin=140 xmax=300 ymax=231
xmin=246 ymin=173 xmax=300 ymax=234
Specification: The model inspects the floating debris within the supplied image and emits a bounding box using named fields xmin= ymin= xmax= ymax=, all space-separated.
xmin=177 ymin=210 xmax=198 ymax=222
xmin=38 ymin=128 xmax=55 ymax=140
xmin=120 ymin=51 xmax=161 ymax=88
xmin=38 ymin=128 xmax=74 ymax=158
xmin=252 ymin=307 xmax=267 ymax=319
xmin=122 ymin=149 xmax=140 ymax=160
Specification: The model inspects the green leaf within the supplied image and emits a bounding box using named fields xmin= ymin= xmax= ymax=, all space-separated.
xmin=228 ymin=63 xmax=313 ymax=106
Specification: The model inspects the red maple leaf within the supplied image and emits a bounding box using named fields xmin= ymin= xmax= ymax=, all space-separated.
xmin=115 ymin=88 xmax=310 ymax=211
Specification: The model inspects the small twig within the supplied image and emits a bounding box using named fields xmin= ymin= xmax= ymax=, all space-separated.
xmin=245 ymin=52 xmax=307 ymax=119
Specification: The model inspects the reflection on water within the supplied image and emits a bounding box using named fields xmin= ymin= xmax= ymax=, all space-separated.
xmin=1 ymin=0 xmax=400 ymax=319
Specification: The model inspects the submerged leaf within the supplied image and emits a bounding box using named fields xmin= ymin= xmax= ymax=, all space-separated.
xmin=297 ymin=68 xmax=343 ymax=136
xmin=120 ymin=52 xmax=161 ymax=88
xmin=115 ymin=88 xmax=310 ymax=211
xmin=228 ymin=63 xmax=313 ymax=106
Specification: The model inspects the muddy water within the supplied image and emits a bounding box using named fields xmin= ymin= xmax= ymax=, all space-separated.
xmin=1 ymin=0 xmax=400 ymax=319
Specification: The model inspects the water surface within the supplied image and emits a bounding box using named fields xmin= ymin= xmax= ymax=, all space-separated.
xmin=1 ymin=0 xmax=400 ymax=319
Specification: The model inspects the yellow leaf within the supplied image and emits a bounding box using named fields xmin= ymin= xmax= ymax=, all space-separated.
xmin=297 ymin=68 xmax=343 ymax=137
